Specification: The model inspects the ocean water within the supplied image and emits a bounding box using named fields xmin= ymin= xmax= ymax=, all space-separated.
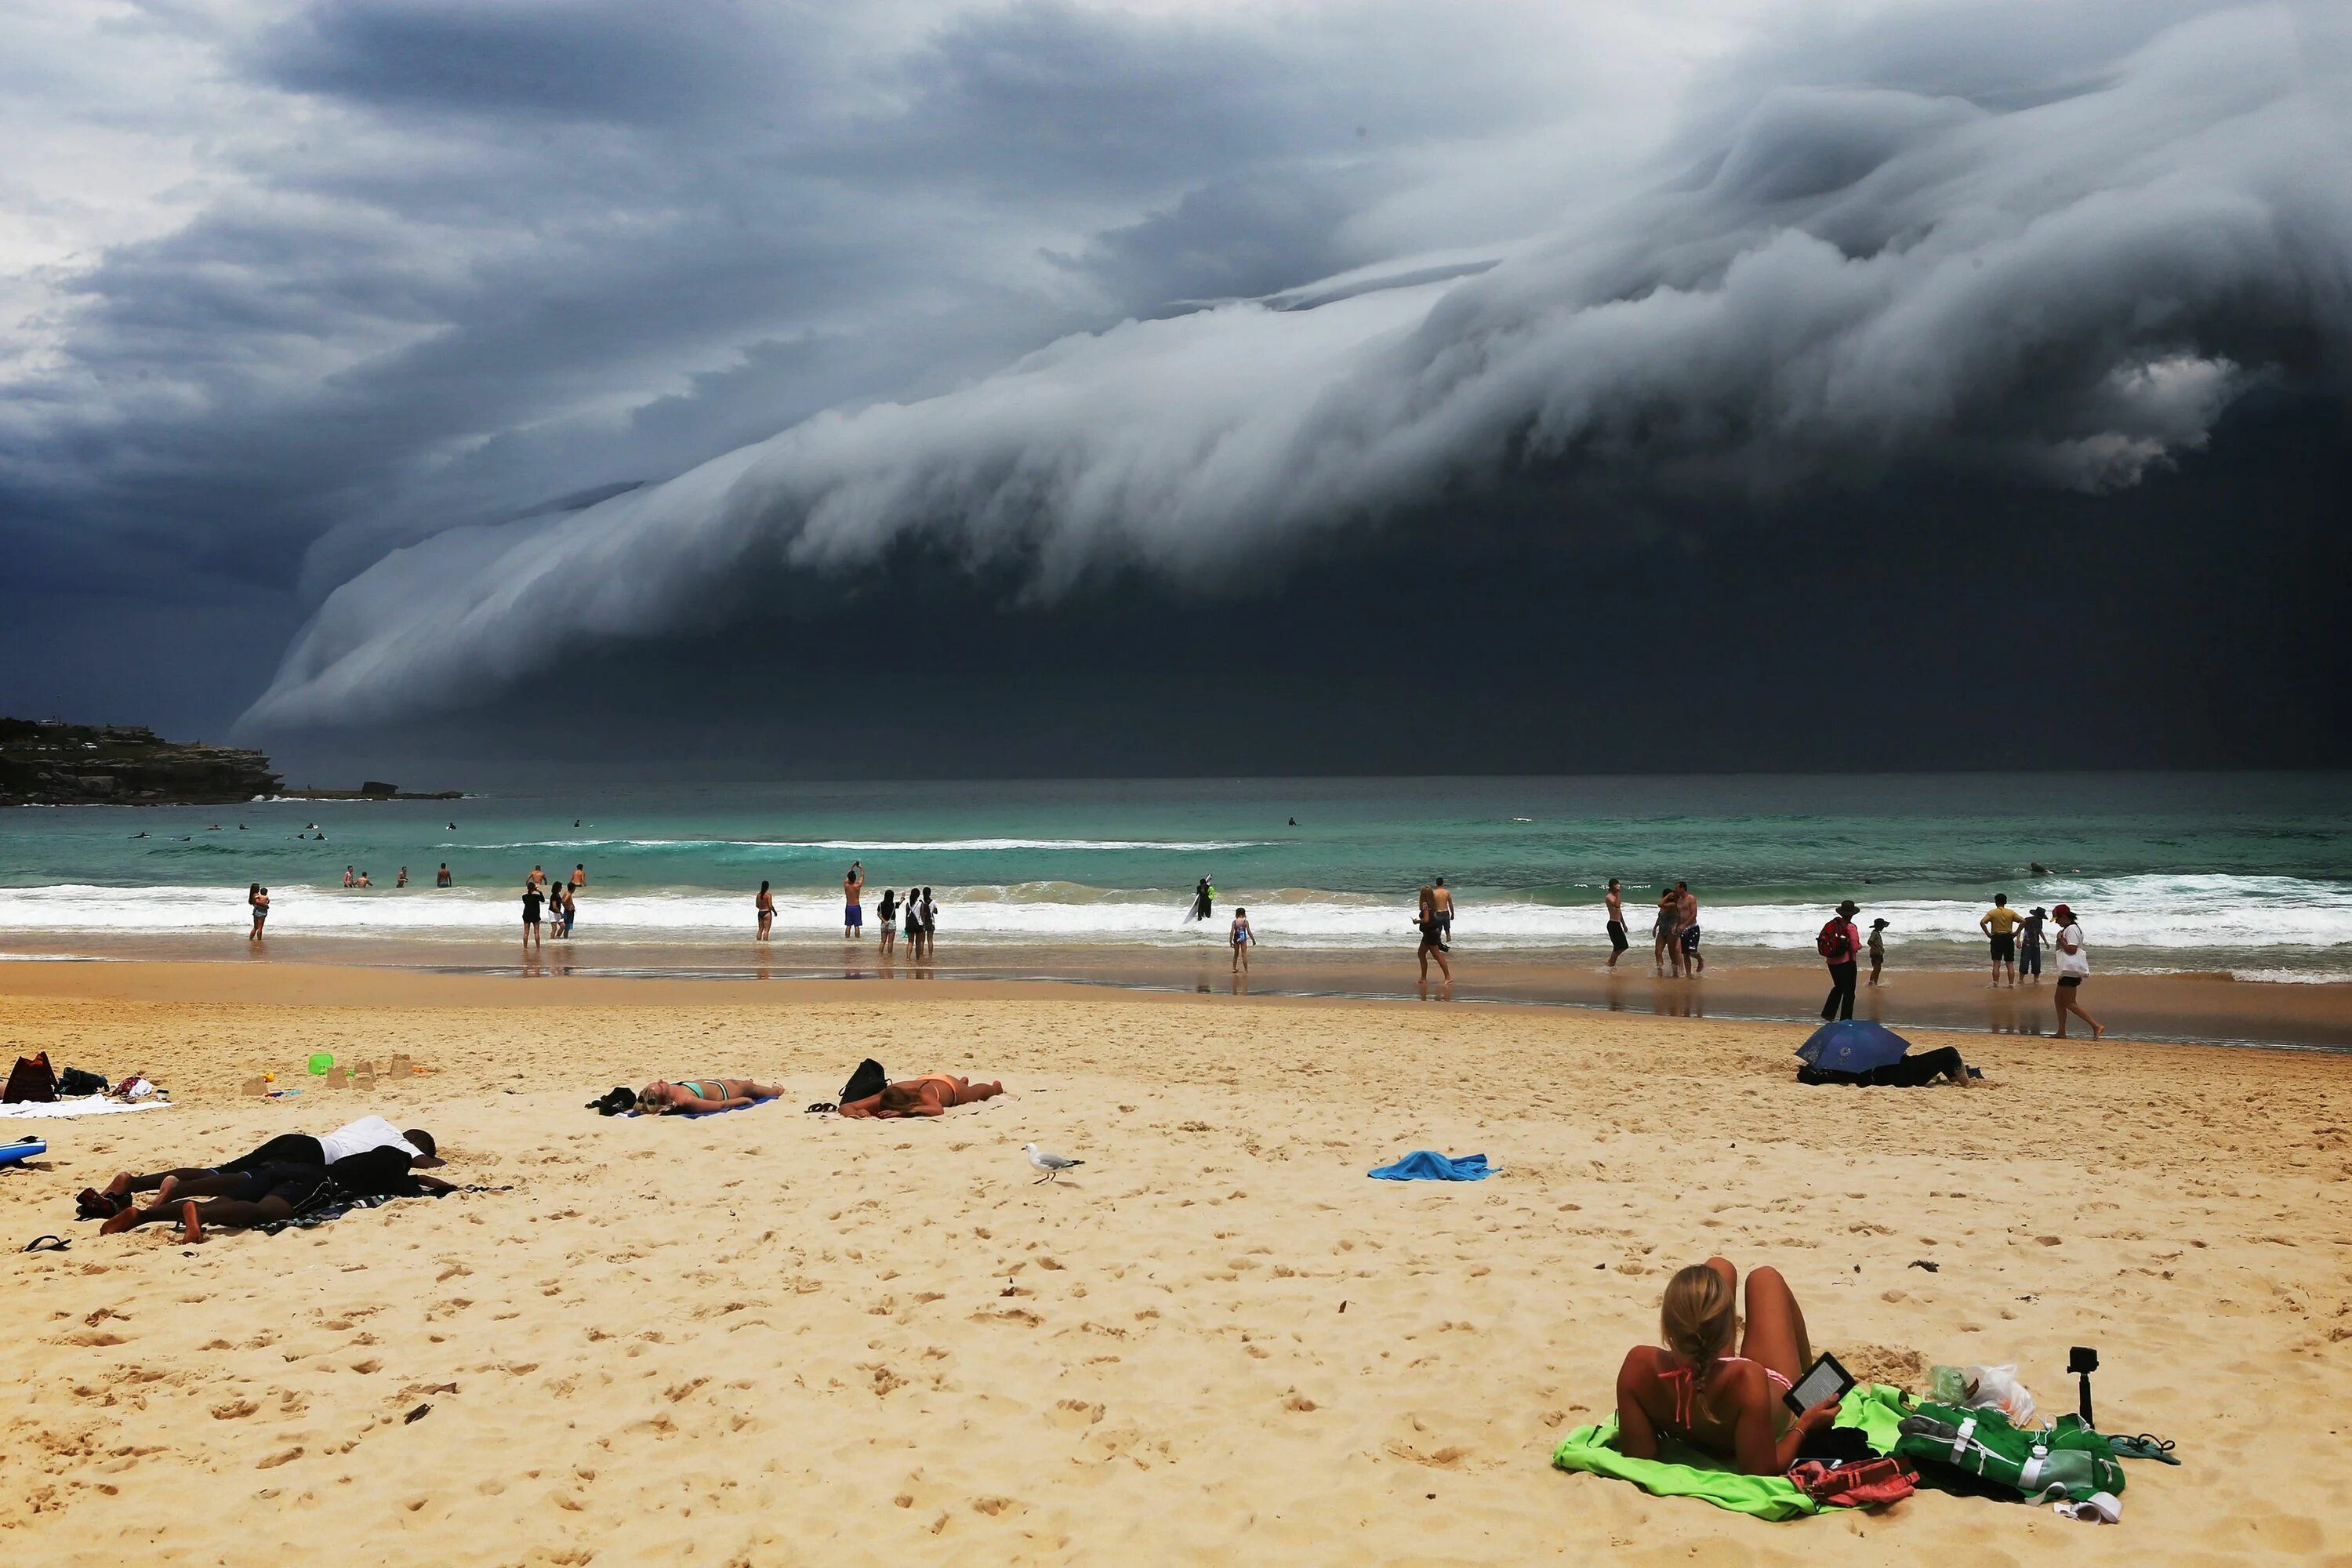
xmin=2 ymin=774 xmax=2349 ymax=978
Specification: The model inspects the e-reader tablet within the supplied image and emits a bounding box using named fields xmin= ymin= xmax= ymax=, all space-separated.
xmin=1784 ymin=1351 xmax=1855 ymax=1417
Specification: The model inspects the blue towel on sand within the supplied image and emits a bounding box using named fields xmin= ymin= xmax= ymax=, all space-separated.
xmin=1368 ymin=1150 xmax=1491 ymax=1181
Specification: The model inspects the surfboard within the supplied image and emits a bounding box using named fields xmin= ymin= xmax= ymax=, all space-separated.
xmin=0 ymin=1138 xmax=46 ymax=1167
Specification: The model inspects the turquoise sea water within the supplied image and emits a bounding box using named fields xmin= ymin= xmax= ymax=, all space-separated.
xmin=2 ymin=773 xmax=2349 ymax=977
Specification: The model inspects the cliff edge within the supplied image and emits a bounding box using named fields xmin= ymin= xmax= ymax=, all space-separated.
xmin=0 ymin=718 xmax=283 ymax=807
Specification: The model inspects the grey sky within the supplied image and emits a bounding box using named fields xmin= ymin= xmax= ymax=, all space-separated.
xmin=2 ymin=1 xmax=2346 ymax=758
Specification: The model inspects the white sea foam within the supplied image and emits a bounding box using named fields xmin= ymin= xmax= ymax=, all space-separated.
xmin=2223 ymin=968 xmax=2352 ymax=985
xmin=1 ymin=872 xmax=2346 ymax=964
xmin=460 ymin=838 xmax=1275 ymax=853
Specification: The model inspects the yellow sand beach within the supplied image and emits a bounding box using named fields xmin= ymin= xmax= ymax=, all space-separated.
xmin=2 ymin=965 xmax=2347 ymax=1564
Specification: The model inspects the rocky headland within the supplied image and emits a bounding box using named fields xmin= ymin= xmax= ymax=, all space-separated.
xmin=0 ymin=718 xmax=281 ymax=807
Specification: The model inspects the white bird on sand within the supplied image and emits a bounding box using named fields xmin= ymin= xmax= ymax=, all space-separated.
xmin=1025 ymin=1142 xmax=1084 ymax=1184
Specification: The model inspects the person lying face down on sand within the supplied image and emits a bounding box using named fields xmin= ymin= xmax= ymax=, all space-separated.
xmin=78 ymin=1115 xmax=437 ymax=1219
xmin=98 ymin=1145 xmax=457 ymax=1242
xmin=636 ymin=1077 xmax=786 ymax=1115
xmin=1613 ymin=1258 xmax=1843 ymax=1475
xmin=838 ymin=1074 xmax=1005 ymax=1119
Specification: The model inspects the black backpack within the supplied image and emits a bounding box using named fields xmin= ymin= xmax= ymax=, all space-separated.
xmin=839 ymin=1059 xmax=887 ymax=1105
xmin=586 ymin=1086 xmax=636 ymax=1116
xmin=56 ymin=1066 xmax=108 ymax=1098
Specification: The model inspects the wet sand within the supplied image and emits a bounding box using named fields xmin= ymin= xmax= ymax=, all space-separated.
xmin=1 ymin=963 xmax=2348 ymax=1564
xmin=4 ymin=939 xmax=2348 ymax=1049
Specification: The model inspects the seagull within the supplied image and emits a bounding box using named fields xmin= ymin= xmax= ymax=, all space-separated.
xmin=1025 ymin=1142 xmax=1084 ymax=1184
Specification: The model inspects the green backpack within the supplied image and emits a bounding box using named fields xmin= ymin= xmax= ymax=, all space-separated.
xmin=1895 ymin=1403 xmax=2125 ymax=1502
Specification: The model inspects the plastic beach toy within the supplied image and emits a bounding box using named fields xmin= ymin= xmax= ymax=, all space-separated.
xmin=307 ymin=1053 xmax=335 ymax=1075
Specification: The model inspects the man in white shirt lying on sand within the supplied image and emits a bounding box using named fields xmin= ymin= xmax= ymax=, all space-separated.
xmin=78 ymin=1115 xmax=437 ymax=1218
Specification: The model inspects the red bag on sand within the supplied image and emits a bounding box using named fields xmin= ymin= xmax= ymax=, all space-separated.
xmin=1788 ymin=1457 xmax=1916 ymax=1508
xmin=3 ymin=1052 xmax=57 ymax=1104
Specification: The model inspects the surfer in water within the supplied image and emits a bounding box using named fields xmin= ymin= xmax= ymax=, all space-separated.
xmin=1188 ymin=876 xmax=1215 ymax=923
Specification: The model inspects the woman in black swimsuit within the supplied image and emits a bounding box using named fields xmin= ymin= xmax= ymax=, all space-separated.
xmin=1414 ymin=884 xmax=1452 ymax=997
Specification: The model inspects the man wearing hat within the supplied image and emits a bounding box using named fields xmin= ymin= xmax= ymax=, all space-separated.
xmin=2017 ymin=906 xmax=2049 ymax=982
xmin=1819 ymin=899 xmax=1865 ymax=1021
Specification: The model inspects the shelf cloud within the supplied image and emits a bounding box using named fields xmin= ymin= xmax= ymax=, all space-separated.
xmin=239 ymin=2 xmax=2348 ymax=727
xmin=0 ymin=4 xmax=2340 ymax=739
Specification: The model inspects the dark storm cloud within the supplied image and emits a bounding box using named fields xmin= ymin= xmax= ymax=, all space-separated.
xmin=241 ymin=1 xmax=2352 ymax=728
xmin=254 ymin=0 xmax=800 ymax=124
xmin=1 ymin=0 xmax=1590 ymax=627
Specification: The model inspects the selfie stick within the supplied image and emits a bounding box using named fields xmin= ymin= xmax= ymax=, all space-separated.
xmin=2069 ymin=1346 xmax=2098 ymax=1427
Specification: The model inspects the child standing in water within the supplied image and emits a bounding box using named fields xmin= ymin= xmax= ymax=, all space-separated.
xmin=1229 ymin=908 xmax=1254 ymax=972
xmin=1867 ymin=918 xmax=1888 ymax=985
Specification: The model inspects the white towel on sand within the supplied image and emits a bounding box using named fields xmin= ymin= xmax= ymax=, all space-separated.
xmin=0 ymin=1095 xmax=173 ymax=1119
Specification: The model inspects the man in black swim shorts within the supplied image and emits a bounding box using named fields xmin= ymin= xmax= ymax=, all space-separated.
xmin=82 ymin=1119 xmax=437 ymax=1217
xmin=100 ymin=1145 xmax=454 ymax=1238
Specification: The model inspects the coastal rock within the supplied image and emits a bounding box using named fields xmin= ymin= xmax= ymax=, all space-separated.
xmin=0 ymin=718 xmax=282 ymax=808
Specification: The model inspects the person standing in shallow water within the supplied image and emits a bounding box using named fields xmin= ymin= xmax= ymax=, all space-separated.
xmin=2017 ymin=906 xmax=2048 ymax=983
xmin=843 ymin=861 xmax=865 ymax=938
xmin=1414 ymin=884 xmax=1451 ymax=998
xmin=1229 ymin=907 xmax=1254 ymax=973
xmin=876 ymin=888 xmax=898 ymax=953
xmin=1604 ymin=878 xmax=1629 ymax=967
xmin=1867 ymin=917 xmax=1889 ymax=985
xmin=754 ymin=880 xmax=775 ymax=942
xmin=1980 ymin=892 xmax=2023 ymax=987
xmin=247 ymin=884 xmax=268 ymax=941
xmin=1431 ymin=877 xmax=1454 ymax=944
xmin=1653 ymin=887 xmax=1682 ymax=978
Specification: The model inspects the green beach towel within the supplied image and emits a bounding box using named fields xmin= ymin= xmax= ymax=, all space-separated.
xmin=1551 ymin=1383 xmax=1910 ymax=1521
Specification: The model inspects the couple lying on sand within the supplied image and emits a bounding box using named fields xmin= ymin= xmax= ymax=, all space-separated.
xmin=635 ymin=1073 xmax=1004 ymax=1118
xmin=80 ymin=1115 xmax=454 ymax=1241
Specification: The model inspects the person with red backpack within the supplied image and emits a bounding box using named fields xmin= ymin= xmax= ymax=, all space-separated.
xmin=1817 ymin=899 xmax=1864 ymax=1021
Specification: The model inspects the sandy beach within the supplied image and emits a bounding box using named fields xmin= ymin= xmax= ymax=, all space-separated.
xmin=2 ymin=964 xmax=2347 ymax=1565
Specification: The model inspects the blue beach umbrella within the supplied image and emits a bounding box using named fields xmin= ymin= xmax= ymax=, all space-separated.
xmin=1796 ymin=1018 xmax=1911 ymax=1073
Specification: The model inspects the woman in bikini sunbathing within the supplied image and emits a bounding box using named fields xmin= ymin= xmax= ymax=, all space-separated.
xmin=635 ymin=1078 xmax=786 ymax=1115
xmin=1613 ymin=1258 xmax=1842 ymax=1475
xmin=838 ymin=1074 xmax=1004 ymax=1119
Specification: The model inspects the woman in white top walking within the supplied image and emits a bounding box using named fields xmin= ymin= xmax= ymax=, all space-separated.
xmin=2049 ymin=902 xmax=2103 ymax=1039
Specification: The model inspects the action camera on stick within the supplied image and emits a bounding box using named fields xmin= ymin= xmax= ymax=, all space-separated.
xmin=2069 ymin=1346 xmax=2099 ymax=1426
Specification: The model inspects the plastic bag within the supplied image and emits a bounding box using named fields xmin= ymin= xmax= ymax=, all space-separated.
xmin=1929 ymin=1363 xmax=2037 ymax=1425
